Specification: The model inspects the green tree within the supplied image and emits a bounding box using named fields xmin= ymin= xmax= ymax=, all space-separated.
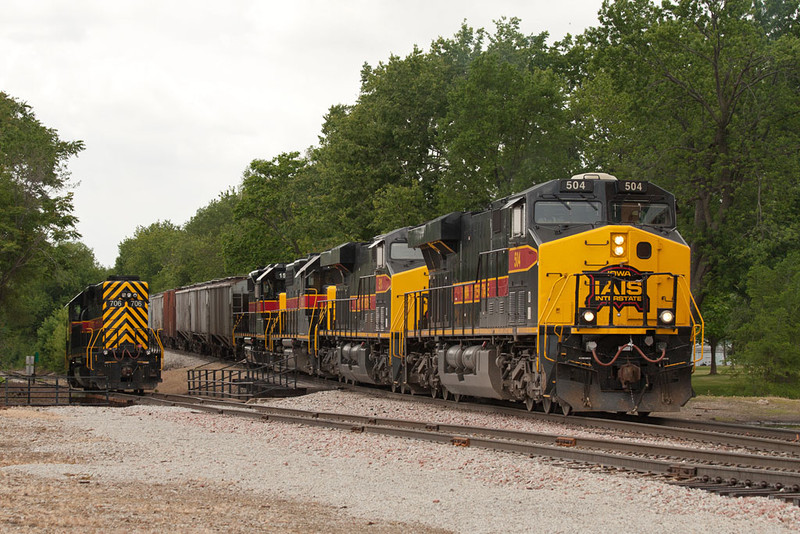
xmin=0 ymin=240 xmax=106 ymax=369
xmin=576 ymin=0 xmax=800 ymax=305
xmin=36 ymin=306 xmax=68 ymax=373
xmin=312 ymin=44 xmax=455 ymax=240
xmin=439 ymin=18 xmax=578 ymax=212
xmin=225 ymin=152 xmax=319 ymax=270
xmin=700 ymin=292 xmax=733 ymax=374
xmin=312 ymin=19 xmax=578 ymax=239
xmin=174 ymin=189 xmax=240 ymax=283
xmin=730 ymin=253 xmax=800 ymax=395
xmin=114 ymin=221 xmax=183 ymax=292
xmin=0 ymin=92 xmax=84 ymax=310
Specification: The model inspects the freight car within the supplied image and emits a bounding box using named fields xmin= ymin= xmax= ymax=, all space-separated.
xmin=149 ymin=289 xmax=176 ymax=348
xmin=149 ymin=277 xmax=251 ymax=359
xmin=66 ymin=276 xmax=162 ymax=392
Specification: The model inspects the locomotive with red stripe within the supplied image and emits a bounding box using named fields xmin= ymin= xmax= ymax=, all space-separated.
xmin=66 ymin=276 xmax=162 ymax=392
xmin=151 ymin=173 xmax=702 ymax=414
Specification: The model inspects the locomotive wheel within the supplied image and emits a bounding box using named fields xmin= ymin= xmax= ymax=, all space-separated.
xmin=430 ymin=387 xmax=438 ymax=399
xmin=541 ymin=398 xmax=553 ymax=414
xmin=525 ymin=398 xmax=535 ymax=411
xmin=453 ymin=393 xmax=462 ymax=403
xmin=441 ymin=388 xmax=450 ymax=401
xmin=391 ymin=381 xmax=397 ymax=393
xmin=560 ymin=402 xmax=572 ymax=416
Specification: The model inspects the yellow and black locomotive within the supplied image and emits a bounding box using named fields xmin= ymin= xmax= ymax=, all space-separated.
xmin=403 ymin=172 xmax=703 ymax=414
xmin=66 ymin=276 xmax=162 ymax=392
xmin=151 ymin=172 xmax=702 ymax=414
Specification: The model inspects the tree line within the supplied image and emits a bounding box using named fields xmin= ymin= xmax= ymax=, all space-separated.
xmin=3 ymin=1 xmax=800 ymax=394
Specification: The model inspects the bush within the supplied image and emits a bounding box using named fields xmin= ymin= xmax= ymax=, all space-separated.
xmin=730 ymin=252 xmax=800 ymax=397
xmin=35 ymin=306 xmax=68 ymax=373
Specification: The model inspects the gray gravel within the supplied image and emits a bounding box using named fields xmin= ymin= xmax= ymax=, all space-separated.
xmin=162 ymin=349 xmax=216 ymax=370
xmin=5 ymin=400 xmax=800 ymax=533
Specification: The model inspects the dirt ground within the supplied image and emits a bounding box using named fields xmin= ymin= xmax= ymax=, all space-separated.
xmin=3 ymin=368 xmax=799 ymax=532
xmin=157 ymin=366 xmax=195 ymax=395
xmin=0 ymin=407 xmax=448 ymax=533
xmin=665 ymin=395 xmax=800 ymax=426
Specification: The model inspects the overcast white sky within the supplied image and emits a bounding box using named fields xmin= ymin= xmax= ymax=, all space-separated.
xmin=2 ymin=1 xmax=604 ymax=268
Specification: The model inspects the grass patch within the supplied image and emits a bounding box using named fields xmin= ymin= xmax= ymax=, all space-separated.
xmin=692 ymin=365 xmax=800 ymax=398
xmin=691 ymin=366 xmax=753 ymax=396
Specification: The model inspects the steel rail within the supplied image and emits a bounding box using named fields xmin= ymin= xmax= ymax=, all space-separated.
xmin=630 ymin=415 xmax=800 ymax=442
xmin=314 ymin=381 xmax=800 ymax=453
xmin=120 ymin=393 xmax=800 ymax=492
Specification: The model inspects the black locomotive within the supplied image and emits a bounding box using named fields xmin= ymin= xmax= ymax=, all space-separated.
xmin=151 ymin=173 xmax=703 ymax=414
xmin=66 ymin=276 xmax=162 ymax=392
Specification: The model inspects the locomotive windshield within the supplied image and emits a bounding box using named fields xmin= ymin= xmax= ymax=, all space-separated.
xmin=610 ymin=202 xmax=673 ymax=226
xmin=390 ymin=241 xmax=424 ymax=261
xmin=534 ymin=201 xmax=603 ymax=225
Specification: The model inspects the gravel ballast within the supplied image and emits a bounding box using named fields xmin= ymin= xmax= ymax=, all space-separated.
xmin=3 ymin=396 xmax=800 ymax=533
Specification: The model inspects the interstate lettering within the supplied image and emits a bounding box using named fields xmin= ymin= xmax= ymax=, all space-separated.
xmin=585 ymin=265 xmax=647 ymax=312
xmin=594 ymin=279 xmax=643 ymax=297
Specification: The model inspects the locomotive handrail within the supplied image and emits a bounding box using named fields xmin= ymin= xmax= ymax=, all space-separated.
xmin=231 ymin=312 xmax=246 ymax=352
xmin=401 ymin=281 xmax=490 ymax=338
xmin=389 ymin=297 xmax=408 ymax=364
xmin=538 ymin=271 xmax=704 ymax=370
xmin=85 ymin=328 xmax=99 ymax=370
xmin=323 ymin=296 xmax=360 ymax=337
xmin=264 ymin=312 xmax=279 ymax=352
xmin=555 ymin=270 xmax=698 ymax=331
xmin=539 ymin=273 xmax=571 ymax=327
xmin=84 ymin=326 xmax=163 ymax=371
xmin=312 ymin=305 xmax=329 ymax=356
xmin=676 ymin=275 xmax=705 ymax=367
xmin=151 ymin=328 xmax=165 ymax=369
xmin=538 ymin=273 xmax=572 ymax=364
xmin=304 ymin=289 xmax=323 ymax=355
xmin=86 ymin=328 xmax=104 ymax=371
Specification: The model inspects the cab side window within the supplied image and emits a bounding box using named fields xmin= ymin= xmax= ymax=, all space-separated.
xmin=511 ymin=203 xmax=525 ymax=237
xmin=375 ymin=243 xmax=386 ymax=268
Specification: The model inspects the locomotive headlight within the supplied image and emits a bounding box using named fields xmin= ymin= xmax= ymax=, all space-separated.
xmin=611 ymin=233 xmax=627 ymax=257
xmin=658 ymin=308 xmax=675 ymax=326
xmin=579 ymin=307 xmax=597 ymax=326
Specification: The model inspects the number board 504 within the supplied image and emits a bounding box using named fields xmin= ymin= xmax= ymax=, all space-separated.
xmin=619 ymin=181 xmax=648 ymax=193
xmin=559 ymin=179 xmax=594 ymax=193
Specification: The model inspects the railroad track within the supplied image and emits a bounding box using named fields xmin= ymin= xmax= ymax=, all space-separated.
xmin=115 ymin=391 xmax=800 ymax=505
xmin=328 ymin=380 xmax=800 ymax=453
